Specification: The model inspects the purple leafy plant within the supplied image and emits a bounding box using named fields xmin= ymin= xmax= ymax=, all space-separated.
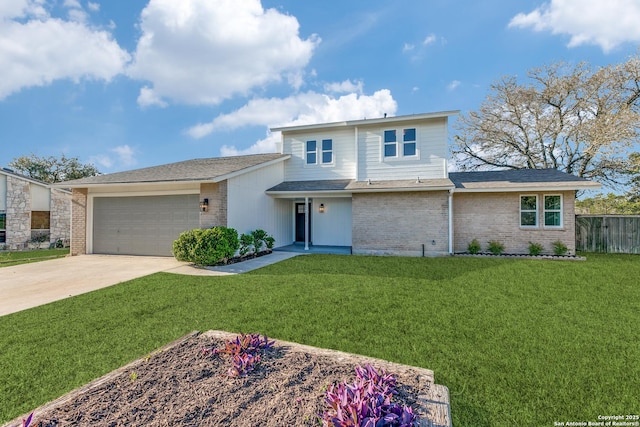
xmin=202 ymin=333 xmax=274 ymax=377
xmin=321 ymin=364 xmax=419 ymax=427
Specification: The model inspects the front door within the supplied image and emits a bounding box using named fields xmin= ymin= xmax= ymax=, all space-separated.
xmin=295 ymin=203 xmax=311 ymax=243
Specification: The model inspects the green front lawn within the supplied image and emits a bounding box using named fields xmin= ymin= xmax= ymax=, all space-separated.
xmin=1 ymin=254 xmax=638 ymax=426
xmin=0 ymin=248 xmax=69 ymax=267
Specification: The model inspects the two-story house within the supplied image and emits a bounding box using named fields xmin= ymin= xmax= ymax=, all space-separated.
xmin=61 ymin=111 xmax=600 ymax=257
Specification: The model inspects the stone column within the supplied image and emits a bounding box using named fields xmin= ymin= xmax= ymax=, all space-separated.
xmin=6 ymin=176 xmax=31 ymax=250
xmin=50 ymin=189 xmax=71 ymax=247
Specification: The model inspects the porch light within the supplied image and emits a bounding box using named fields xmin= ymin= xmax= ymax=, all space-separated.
xmin=319 ymin=203 xmax=325 ymax=213
xmin=200 ymin=198 xmax=209 ymax=212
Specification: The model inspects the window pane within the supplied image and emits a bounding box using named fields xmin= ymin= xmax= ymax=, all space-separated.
xmin=545 ymin=212 xmax=561 ymax=227
xmin=322 ymin=151 xmax=332 ymax=163
xmin=384 ymin=130 xmax=396 ymax=143
xmin=403 ymin=128 xmax=416 ymax=141
xmin=0 ymin=230 xmax=5 ymax=243
xmin=403 ymin=142 xmax=416 ymax=156
xmin=521 ymin=212 xmax=537 ymax=226
xmin=306 ymin=140 xmax=316 ymax=151
xmin=0 ymin=213 xmax=5 ymax=230
xmin=322 ymin=139 xmax=332 ymax=150
xmin=31 ymin=211 xmax=50 ymax=230
xmin=545 ymin=195 xmax=561 ymax=210
xmin=384 ymin=143 xmax=396 ymax=157
xmin=520 ymin=196 xmax=537 ymax=210
xmin=306 ymin=152 xmax=316 ymax=164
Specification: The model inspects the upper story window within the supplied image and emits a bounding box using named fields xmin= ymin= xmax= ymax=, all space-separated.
xmin=520 ymin=195 xmax=538 ymax=227
xmin=321 ymin=139 xmax=333 ymax=164
xmin=403 ymin=128 xmax=416 ymax=156
xmin=384 ymin=130 xmax=397 ymax=157
xmin=384 ymin=128 xmax=417 ymax=158
xmin=306 ymin=140 xmax=317 ymax=164
xmin=544 ymin=195 xmax=563 ymax=227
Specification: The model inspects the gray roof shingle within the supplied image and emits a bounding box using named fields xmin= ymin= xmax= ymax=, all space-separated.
xmin=449 ymin=168 xmax=600 ymax=190
xmin=60 ymin=154 xmax=288 ymax=186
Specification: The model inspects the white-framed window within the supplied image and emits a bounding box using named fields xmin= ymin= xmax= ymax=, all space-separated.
xmin=520 ymin=195 xmax=538 ymax=227
xmin=384 ymin=128 xmax=417 ymax=158
xmin=403 ymin=128 xmax=417 ymax=156
xmin=321 ymin=139 xmax=333 ymax=164
xmin=544 ymin=194 xmax=563 ymax=227
xmin=384 ymin=130 xmax=397 ymax=157
xmin=306 ymin=140 xmax=317 ymax=164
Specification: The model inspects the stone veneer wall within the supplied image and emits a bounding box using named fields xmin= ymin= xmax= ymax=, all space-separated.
xmin=5 ymin=176 xmax=31 ymax=250
xmin=71 ymin=189 xmax=88 ymax=255
xmin=453 ymin=191 xmax=577 ymax=255
xmin=199 ymin=181 xmax=228 ymax=228
xmin=50 ymin=189 xmax=71 ymax=245
xmin=352 ymin=191 xmax=450 ymax=256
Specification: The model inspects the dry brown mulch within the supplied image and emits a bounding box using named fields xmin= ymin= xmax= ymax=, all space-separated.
xmin=25 ymin=331 xmax=434 ymax=427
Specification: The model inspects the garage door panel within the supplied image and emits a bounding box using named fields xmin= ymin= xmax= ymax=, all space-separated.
xmin=93 ymin=194 xmax=200 ymax=256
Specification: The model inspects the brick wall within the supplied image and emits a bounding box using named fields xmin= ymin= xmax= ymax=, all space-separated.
xmin=453 ymin=191 xmax=576 ymax=255
xmin=5 ymin=176 xmax=31 ymax=250
xmin=71 ymin=188 xmax=87 ymax=255
xmin=200 ymin=181 xmax=228 ymax=228
xmin=352 ymin=191 xmax=450 ymax=256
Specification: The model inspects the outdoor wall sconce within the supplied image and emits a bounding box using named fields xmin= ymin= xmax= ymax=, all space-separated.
xmin=200 ymin=198 xmax=209 ymax=212
xmin=319 ymin=203 xmax=325 ymax=213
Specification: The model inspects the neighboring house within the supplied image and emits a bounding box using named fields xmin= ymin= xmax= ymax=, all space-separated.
xmin=60 ymin=111 xmax=600 ymax=257
xmin=0 ymin=168 xmax=71 ymax=250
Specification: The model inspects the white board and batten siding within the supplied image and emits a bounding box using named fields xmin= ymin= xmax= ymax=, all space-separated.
xmin=312 ymin=197 xmax=352 ymax=246
xmin=0 ymin=174 xmax=6 ymax=210
xmin=357 ymin=118 xmax=449 ymax=181
xmin=283 ymin=128 xmax=357 ymax=181
xmin=227 ymin=161 xmax=292 ymax=248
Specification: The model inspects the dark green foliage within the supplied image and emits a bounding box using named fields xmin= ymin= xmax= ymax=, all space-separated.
xmin=528 ymin=242 xmax=544 ymax=256
xmin=172 ymin=227 xmax=239 ymax=266
xmin=487 ymin=240 xmax=505 ymax=255
xmin=467 ymin=239 xmax=481 ymax=254
xmin=239 ymin=233 xmax=254 ymax=256
xmin=552 ymin=240 xmax=568 ymax=256
xmin=250 ymin=229 xmax=269 ymax=253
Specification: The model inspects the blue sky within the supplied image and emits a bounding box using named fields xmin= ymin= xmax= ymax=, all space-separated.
xmin=1 ymin=0 xmax=639 ymax=175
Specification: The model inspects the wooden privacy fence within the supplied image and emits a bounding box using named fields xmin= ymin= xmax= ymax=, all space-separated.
xmin=576 ymin=215 xmax=640 ymax=254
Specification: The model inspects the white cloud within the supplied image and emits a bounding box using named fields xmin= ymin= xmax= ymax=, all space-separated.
xmin=128 ymin=0 xmax=319 ymax=107
xmin=324 ymin=79 xmax=364 ymax=94
xmin=90 ymin=145 xmax=137 ymax=170
xmin=509 ymin=0 xmax=640 ymax=52
xmin=423 ymin=34 xmax=437 ymax=45
xmin=447 ymin=80 xmax=461 ymax=91
xmin=137 ymin=86 xmax=168 ymax=108
xmin=87 ymin=2 xmax=100 ymax=12
xmin=0 ymin=2 xmax=130 ymax=100
xmin=197 ymin=89 xmax=398 ymax=155
xmin=403 ymin=43 xmax=415 ymax=52
xmin=112 ymin=145 xmax=137 ymax=166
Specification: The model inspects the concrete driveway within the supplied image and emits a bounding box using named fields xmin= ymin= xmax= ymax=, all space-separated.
xmin=0 ymin=255 xmax=224 ymax=317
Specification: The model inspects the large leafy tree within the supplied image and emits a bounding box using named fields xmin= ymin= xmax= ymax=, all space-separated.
xmin=8 ymin=154 xmax=100 ymax=183
xmin=452 ymin=55 xmax=640 ymax=188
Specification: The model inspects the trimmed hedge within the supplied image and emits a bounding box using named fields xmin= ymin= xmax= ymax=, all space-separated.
xmin=172 ymin=227 xmax=240 ymax=266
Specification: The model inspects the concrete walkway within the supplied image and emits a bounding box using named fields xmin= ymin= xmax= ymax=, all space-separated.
xmin=0 ymin=252 xmax=301 ymax=317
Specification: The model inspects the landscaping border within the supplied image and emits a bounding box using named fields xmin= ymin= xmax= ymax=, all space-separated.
xmin=3 ymin=330 xmax=451 ymax=427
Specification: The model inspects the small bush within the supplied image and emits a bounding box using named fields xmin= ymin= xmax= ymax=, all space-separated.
xmin=251 ymin=229 xmax=269 ymax=253
xmin=528 ymin=242 xmax=544 ymax=256
xmin=202 ymin=333 xmax=275 ymax=377
xmin=487 ymin=240 xmax=505 ymax=255
xmin=552 ymin=240 xmax=568 ymax=256
xmin=172 ymin=227 xmax=239 ymax=266
xmin=239 ymin=233 xmax=254 ymax=256
xmin=467 ymin=239 xmax=482 ymax=254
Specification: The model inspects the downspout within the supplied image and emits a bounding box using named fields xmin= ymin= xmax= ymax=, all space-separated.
xmin=448 ymin=188 xmax=454 ymax=255
xmin=304 ymin=196 xmax=309 ymax=251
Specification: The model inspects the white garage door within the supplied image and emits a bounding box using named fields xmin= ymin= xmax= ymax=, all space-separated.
xmin=93 ymin=194 xmax=200 ymax=256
